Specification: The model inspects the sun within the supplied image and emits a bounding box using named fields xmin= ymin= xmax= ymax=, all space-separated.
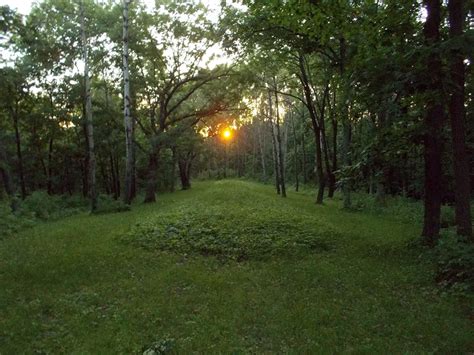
xmin=223 ymin=128 xmax=232 ymax=140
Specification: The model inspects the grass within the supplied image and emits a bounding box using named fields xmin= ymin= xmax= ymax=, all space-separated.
xmin=0 ymin=180 xmax=472 ymax=353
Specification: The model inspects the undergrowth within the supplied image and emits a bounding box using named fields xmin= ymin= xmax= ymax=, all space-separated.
xmin=121 ymin=205 xmax=334 ymax=261
xmin=0 ymin=192 xmax=129 ymax=238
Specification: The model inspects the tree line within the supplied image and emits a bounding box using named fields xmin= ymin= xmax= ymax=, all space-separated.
xmin=0 ymin=0 xmax=472 ymax=245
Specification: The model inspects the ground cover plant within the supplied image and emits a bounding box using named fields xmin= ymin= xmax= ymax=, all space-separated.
xmin=0 ymin=181 xmax=472 ymax=353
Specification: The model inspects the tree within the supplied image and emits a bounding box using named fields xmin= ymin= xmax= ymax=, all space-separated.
xmin=421 ymin=0 xmax=444 ymax=245
xmin=80 ymin=0 xmax=97 ymax=212
xmin=122 ymin=0 xmax=134 ymax=205
xmin=447 ymin=0 xmax=472 ymax=238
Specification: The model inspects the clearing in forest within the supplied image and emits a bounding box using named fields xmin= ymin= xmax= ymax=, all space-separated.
xmin=0 ymin=180 xmax=472 ymax=353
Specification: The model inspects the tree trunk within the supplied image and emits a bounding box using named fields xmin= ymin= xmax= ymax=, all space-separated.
xmin=421 ymin=0 xmax=444 ymax=245
xmin=320 ymin=85 xmax=335 ymax=198
xmin=80 ymin=1 xmax=97 ymax=212
xmin=0 ymin=142 xmax=18 ymax=212
xmin=257 ymin=118 xmax=267 ymax=179
xmin=329 ymin=116 xmax=338 ymax=197
xmin=314 ymin=128 xmax=325 ymax=204
xmin=341 ymin=119 xmax=352 ymax=208
xmin=298 ymin=53 xmax=324 ymax=204
xmin=12 ymin=108 xmax=26 ymax=199
xmin=301 ymin=129 xmax=307 ymax=184
xmin=290 ymin=110 xmax=299 ymax=192
xmin=47 ymin=137 xmax=53 ymax=195
xmin=268 ymin=92 xmax=281 ymax=195
xmin=178 ymin=156 xmax=192 ymax=190
xmin=123 ymin=0 xmax=134 ymax=205
xmin=144 ymin=148 xmax=159 ymax=203
xmin=339 ymin=37 xmax=351 ymax=208
xmin=274 ymin=84 xmax=286 ymax=198
xmin=448 ymin=0 xmax=472 ymax=238
xmin=110 ymin=154 xmax=118 ymax=199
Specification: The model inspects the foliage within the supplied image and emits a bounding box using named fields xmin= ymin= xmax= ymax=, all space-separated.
xmin=93 ymin=194 xmax=131 ymax=215
xmin=349 ymin=193 xmax=457 ymax=227
xmin=435 ymin=230 xmax=474 ymax=294
xmin=0 ymin=200 xmax=33 ymax=238
xmin=19 ymin=191 xmax=84 ymax=220
xmin=122 ymin=205 xmax=333 ymax=261
xmin=142 ymin=337 xmax=175 ymax=355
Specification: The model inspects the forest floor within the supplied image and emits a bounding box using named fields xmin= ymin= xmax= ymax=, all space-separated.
xmin=0 ymin=180 xmax=472 ymax=353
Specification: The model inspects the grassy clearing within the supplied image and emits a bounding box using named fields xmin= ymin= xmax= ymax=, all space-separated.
xmin=0 ymin=180 xmax=472 ymax=353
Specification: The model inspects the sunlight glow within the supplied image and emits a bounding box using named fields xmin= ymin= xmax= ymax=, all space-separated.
xmin=223 ymin=128 xmax=232 ymax=140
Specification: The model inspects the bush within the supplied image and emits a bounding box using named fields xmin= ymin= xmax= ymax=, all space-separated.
xmin=0 ymin=200 xmax=34 ymax=238
xmin=435 ymin=230 xmax=474 ymax=294
xmin=0 ymin=192 xmax=94 ymax=238
xmin=93 ymin=195 xmax=131 ymax=214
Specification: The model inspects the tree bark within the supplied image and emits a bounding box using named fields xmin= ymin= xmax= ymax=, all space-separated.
xmin=448 ymin=0 xmax=472 ymax=238
xmin=257 ymin=118 xmax=267 ymax=179
xmin=123 ymin=0 xmax=134 ymax=205
xmin=421 ymin=0 xmax=444 ymax=245
xmin=339 ymin=37 xmax=351 ymax=209
xmin=268 ymin=91 xmax=281 ymax=195
xmin=80 ymin=0 xmax=97 ymax=212
xmin=47 ymin=137 xmax=54 ymax=195
xmin=144 ymin=148 xmax=159 ymax=203
xmin=290 ymin=109 xmax=299 ymax=192
xmin=178 ymin=155 xmax=192 ymax=190
xmin=274 ymin=83 xmax=286 ymax=197
xmin=0 ymin=142 xmax=18 ymax=212
xmin=11 ymin=103 xmax=26 ymax=199
xmin=298 ymin=53 xmax=325 ymax=204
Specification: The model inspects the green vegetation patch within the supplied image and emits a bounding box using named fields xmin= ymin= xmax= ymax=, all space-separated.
xmin=122 ymin=204 xmax=334 ymax=260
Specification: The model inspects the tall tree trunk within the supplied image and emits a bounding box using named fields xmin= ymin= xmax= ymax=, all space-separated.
xmin=47 ymin=137 xmax=54 ymax=195
xmin=80 ymin=1 xmax=97 ymax=212
xmin=268 ymin=92 xmax=281 ymax=195
xmin=301 ymin=129 xmax=307 ymax=184
xmin=329 ymin=114 xmax=338 ymax=197
xmin=274 ymin=84 xmax=286 ymax=198
xmin=257 ymin=118 xmax=267 ymax=179
xmin=144 ymin=148 xmax=159 ymax=203
xmin=0 ymin=142 xmax=18 ymax=212
xmin=320 ymin=84 xmax=335 ymax=198
xmin=178 ymin=154 xmax=192 ymax=190
xmin=448 ymin=0 xmax=472 ymax=238
xmin=298 ymin=53 xmax=325 ymax=204
xmin=422 ymin=0 xmax=444 ymax=245
xmin=314 ymin=128 xmax=325 ymax=204
xmin=12 ymin=106 xmax=26 ymax=199
xmin=123 ymin=0 xmax=134 ymax=205
xmin=290 ymin=110 xmax=299 ymax=192
xmin=339 ymin=38 xmax=351 ymax=209
xmin=110 ymin=153 xmax=118 ymax=199
xmin=115 ymin=153 xmax=121 ymax=198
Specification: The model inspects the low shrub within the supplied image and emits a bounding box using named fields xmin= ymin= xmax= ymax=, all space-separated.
xmin=435 ymin=230 xmax=474 ymax=295
xmin=0 ymin=200 xmax=34 ymax=238
xmin=93 ymin=195 xmax=131 ymax=214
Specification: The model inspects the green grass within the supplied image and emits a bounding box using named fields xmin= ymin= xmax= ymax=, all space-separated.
xmin=0 ymin=180 xmax=472 ymax=353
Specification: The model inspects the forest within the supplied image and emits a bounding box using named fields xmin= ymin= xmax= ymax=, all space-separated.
xmin=0 ymin=0 xmax=473 ymax=353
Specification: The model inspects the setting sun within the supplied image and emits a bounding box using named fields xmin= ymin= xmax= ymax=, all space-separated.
xmin=223 ymin=129 xmax=232 ymax=140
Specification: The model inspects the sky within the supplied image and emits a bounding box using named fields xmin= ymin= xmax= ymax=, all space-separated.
xmin=0 ymin=0 xmax=225 ymax=15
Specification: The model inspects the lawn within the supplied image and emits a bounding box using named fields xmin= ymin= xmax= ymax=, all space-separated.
xmin=0 ymin=180 xmax=472 ymax=353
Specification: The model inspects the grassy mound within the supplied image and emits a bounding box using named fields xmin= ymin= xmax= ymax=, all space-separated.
xmin=122 ymin=205 xmax=333 ymax=260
